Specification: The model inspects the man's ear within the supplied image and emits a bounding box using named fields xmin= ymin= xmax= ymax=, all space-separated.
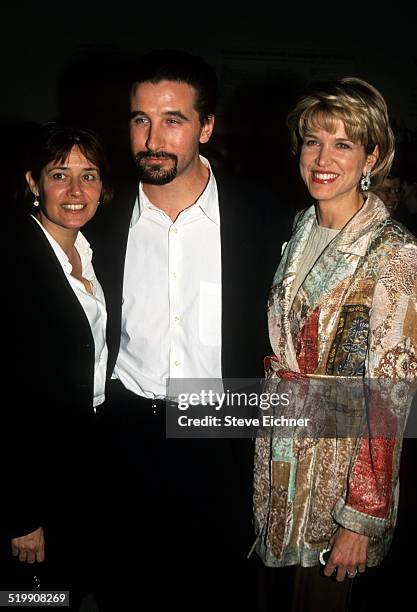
xmin=25 ymin=170 xmax=39 ymax=196
xmin=199 ymin=115 xmax=215 ymax=144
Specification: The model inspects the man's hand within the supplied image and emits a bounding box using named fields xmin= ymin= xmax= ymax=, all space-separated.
xmin=324 ymin=526 xmax=368 ymax=582
xmin=11 ymin=526 xmax=45 ymax=563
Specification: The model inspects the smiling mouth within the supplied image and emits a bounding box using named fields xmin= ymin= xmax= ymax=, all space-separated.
xmin=61 ymin=204 xmax=86 ymax=211
xmin=312 ymin=172 xmax=339 ymax=183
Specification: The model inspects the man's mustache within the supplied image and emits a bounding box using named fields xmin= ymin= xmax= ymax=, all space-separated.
xmin=135 ymin=151 xmax=177 ymax=162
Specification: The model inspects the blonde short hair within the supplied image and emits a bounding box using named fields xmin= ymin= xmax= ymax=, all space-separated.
xmin=286 ymin=77 xmax=395 ymax=190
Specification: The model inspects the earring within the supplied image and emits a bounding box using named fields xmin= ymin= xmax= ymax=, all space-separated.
xmin=361 ymin=169 xmax=371 ymax=191
xmin=33 ymin=195 xmax=39 ymax=207
xmin=97 ymin=200 xmax=101 ymax=205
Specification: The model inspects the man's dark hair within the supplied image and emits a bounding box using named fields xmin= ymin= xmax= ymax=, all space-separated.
xmin=129 ymin=49 xmax=218 ymax=124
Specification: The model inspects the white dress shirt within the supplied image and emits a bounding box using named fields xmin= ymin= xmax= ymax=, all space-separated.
xmin=32 ymin=216 xmax=108 ymax=407
xmin=114 ymin=157 xmax=222 ymax=398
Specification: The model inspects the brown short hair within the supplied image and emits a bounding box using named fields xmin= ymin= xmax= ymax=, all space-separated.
xmin=25 ymin=123 xmax=113 ymax=206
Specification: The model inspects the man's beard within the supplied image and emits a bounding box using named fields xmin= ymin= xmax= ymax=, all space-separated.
xmin=135 ymin=151 xmax=178 ymax=185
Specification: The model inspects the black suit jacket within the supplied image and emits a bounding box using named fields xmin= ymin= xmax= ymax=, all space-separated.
xmin=3 ymin=216 xmax=96 ymax=538
xmin=86 ymin=171 xmax=292 ymax=382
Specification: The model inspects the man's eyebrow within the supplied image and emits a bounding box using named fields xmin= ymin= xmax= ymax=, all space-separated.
xmin=130 ymin=110 xmax=147 ymax=119
xmin=163 ymin=110 xmax=189 ymax=121
xmin=129 ymin=110 xmax=189 ymax=121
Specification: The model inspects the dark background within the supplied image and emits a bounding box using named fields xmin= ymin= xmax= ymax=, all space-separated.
xmin=2 ymin=4 xmax=417 ymax=212
xmin=2 ymin=5 xmax=416 ymax=608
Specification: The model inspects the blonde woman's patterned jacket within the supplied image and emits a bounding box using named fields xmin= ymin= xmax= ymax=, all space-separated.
xmin=254 ymin=193 xmax=417 ymax=568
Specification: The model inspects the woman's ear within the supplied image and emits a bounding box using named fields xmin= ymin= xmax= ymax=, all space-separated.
xmin=25 ymin=170 xmax=39 ymax=196
xmin=365 ymin=145 xmax=379 ymax=172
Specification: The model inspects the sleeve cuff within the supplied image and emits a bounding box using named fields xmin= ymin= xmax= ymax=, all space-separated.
xmin=332 ymin=497 xmax=388 ymax=537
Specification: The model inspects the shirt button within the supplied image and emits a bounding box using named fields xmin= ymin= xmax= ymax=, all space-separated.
xmin=174 ymin=316 xmax=181 ymax=322
xmin=171 ymin=227 xmax=178 ymax=234
xmin=174 ymin=361 xmax=181 ymax=367
xmin=172 ymin=272 xmax=177 ymax=278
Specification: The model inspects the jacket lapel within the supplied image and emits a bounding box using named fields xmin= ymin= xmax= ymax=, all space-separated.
xmin=219 ymin=181 xmax=238 ymax=378
xmin=269 ymin=195 xmax=389 ymax=371
xmin=269 ymin=206 xmax=316 ymax=371
xmin=90 ymin=180 xmax=138 ymax=375
xmin=299 ymin=195 xmax=389 ymax=319
xmin=26 ymin=216 xmax=94 ymax=347
xmin=218 ymin=177 xmax=273 ymax=378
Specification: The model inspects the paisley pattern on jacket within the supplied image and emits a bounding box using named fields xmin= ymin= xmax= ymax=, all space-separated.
xmin=254 ymin=194 xmax=417 ymax=568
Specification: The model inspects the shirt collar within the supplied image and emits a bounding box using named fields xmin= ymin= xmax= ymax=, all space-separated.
xmin=31 ymin=215 xmax=92 ymax=274
xmin=131 ymin=155 xmax=219 ymax=227
xmin=195 ymin=156 xmax=219 ymax=224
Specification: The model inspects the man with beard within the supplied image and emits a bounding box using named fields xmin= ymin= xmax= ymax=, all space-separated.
xmin=88 ymin=49 xmax=291 ymax=611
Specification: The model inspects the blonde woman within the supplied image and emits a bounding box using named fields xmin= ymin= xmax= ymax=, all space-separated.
xmin=254 ymin=78 xmax=417 ymax=611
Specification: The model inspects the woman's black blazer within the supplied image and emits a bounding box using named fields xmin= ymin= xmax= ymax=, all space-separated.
xmin=2 ymin=215 xmax=97 ymax=538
